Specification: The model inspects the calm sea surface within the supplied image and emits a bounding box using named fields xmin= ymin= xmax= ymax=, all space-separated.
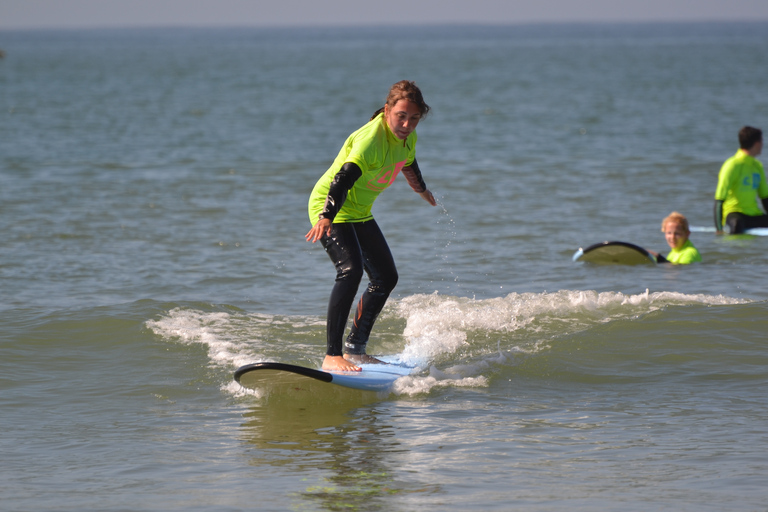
xmin=2 ymin=23 xmax=768 ymax=511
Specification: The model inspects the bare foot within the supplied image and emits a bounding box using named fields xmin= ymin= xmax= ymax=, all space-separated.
xmin=344 ymin=353 xmax=385 ymax=365
xmin=322 ymin=355 xmax=361 ymax=372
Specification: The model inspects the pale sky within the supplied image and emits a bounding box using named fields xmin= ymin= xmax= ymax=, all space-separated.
xmin=1 ymin=0 xmax=767 ymax=30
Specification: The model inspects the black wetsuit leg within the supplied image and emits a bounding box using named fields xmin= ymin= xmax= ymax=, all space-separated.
xmin=726 ymin=213 xmax=747 ymax=234
xmin=744 ymin=214 xmax=768 ymax=230
xmin=320 ymin=220 xmax=397 ymax=356
xmin=321 ymin=223 xmax=364 ymax=357
xmin=344 ymin=220 xmax=398 ymax=355
xmin=726 ymin=212 xmax=768 ymax=234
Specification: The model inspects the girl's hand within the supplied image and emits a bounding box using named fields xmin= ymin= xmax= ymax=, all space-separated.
xmin=305 ymin=218 xmax=332 ymax=243
xmin=420 ymin=189 xmax=437 ymax=206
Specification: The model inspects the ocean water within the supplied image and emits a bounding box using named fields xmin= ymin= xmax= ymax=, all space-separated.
xmin=2 ymin=23 xmax=768 ymax=511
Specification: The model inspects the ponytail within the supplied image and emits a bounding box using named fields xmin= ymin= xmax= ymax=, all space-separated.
xmin=369 ymin=107 xmax=385 ymax=121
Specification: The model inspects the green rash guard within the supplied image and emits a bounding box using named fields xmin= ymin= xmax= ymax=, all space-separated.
xmin=714 ymin=150 xmax=768 ymax=225
xmin=665 ymin=239 xmax=702 ymax=265
xmin=308 ymin=113 xmax=416 ymax=224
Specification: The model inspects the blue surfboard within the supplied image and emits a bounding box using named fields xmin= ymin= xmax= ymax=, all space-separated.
xmin=573 ymin=241 xmax=657 ymax=265
xmin=234 ymin=356 xmax=418 ymax=393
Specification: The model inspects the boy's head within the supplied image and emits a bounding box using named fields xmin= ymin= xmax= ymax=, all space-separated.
xmin=661 ymin=212 xmax=690 ymax=250
xmin=738 ymin=126 xmax=763 ymax=151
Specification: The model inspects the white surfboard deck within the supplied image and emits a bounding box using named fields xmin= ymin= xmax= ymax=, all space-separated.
xmin=690 ymin=226 xmax=768 ymax=236
xmin=234 ymin=355 xmax=418 ymax=393
xmin=573 ymin=241 xmax=657 ymax=265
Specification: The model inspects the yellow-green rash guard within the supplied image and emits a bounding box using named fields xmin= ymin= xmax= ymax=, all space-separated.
xmin=665 ymin=239 xmax=702 ymax=265
xmin=714 ymin=150 xmax=768 ymax=226
xmin=308 ymin=113 xmax=416 ymax=224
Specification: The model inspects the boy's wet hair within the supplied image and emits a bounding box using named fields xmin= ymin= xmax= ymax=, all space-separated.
xmin=661 ymin=212 xmax=690 ymax=233
xmin=738 ymin=126 xmax=763 ymax=150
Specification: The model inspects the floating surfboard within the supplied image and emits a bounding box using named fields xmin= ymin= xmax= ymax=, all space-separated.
xmin=573 ymin=241 xmax=657 ymax=265
xmin=690 ymin=226 xmax=768 ymax=236
xmin=234 ymin=356 xmax=418 ymax=393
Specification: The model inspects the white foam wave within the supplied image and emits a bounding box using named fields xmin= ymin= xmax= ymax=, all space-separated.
xmin=392 ymin=372 xmax=489 ymax=396
xmin=396 ymin=289 xmax=746 ymax=343
xmin=393 ymin=289 xmax=748 ymax=372
xmin=145 ymin=308 xmax=265 ymax=370
xmin=145 ymin=290 xmax=748 ymax=396
xmin=145 ymin=308 xmax=325 ymax=395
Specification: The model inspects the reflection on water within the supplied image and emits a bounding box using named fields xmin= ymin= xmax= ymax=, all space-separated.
xmin=239 ymin=382 xmax=441 ymax=510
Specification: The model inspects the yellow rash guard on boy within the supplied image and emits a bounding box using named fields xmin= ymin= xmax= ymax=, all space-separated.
xmin=664 ymin=239 xmax=702 ymax=265
xmin=714 ymin=149 xmax=768 ymax=226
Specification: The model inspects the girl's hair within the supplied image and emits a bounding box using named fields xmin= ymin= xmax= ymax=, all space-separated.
xmin=661 ymin=211 xmax=690 ymax=233
xmin=370 ymin=80 xmax=431 ymax=121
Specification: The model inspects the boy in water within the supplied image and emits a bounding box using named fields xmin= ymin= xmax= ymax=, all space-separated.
xmin=714 ymin=126 xmax=768 ymax=234
xmin=653 ymin=212 xmax=702 ymax=265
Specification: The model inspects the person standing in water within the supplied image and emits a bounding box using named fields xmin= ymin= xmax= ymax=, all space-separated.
xmin=305 ymin=80 xmax=437 ymax=372
xmin=714 ymin=126 xmax=768 ymax=234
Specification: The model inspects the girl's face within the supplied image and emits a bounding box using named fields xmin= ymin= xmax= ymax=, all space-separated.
xmin=664 ymin=221 xmax=689 ymax=250
xmin=384 ymin=99 xmax=421 ymax=140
